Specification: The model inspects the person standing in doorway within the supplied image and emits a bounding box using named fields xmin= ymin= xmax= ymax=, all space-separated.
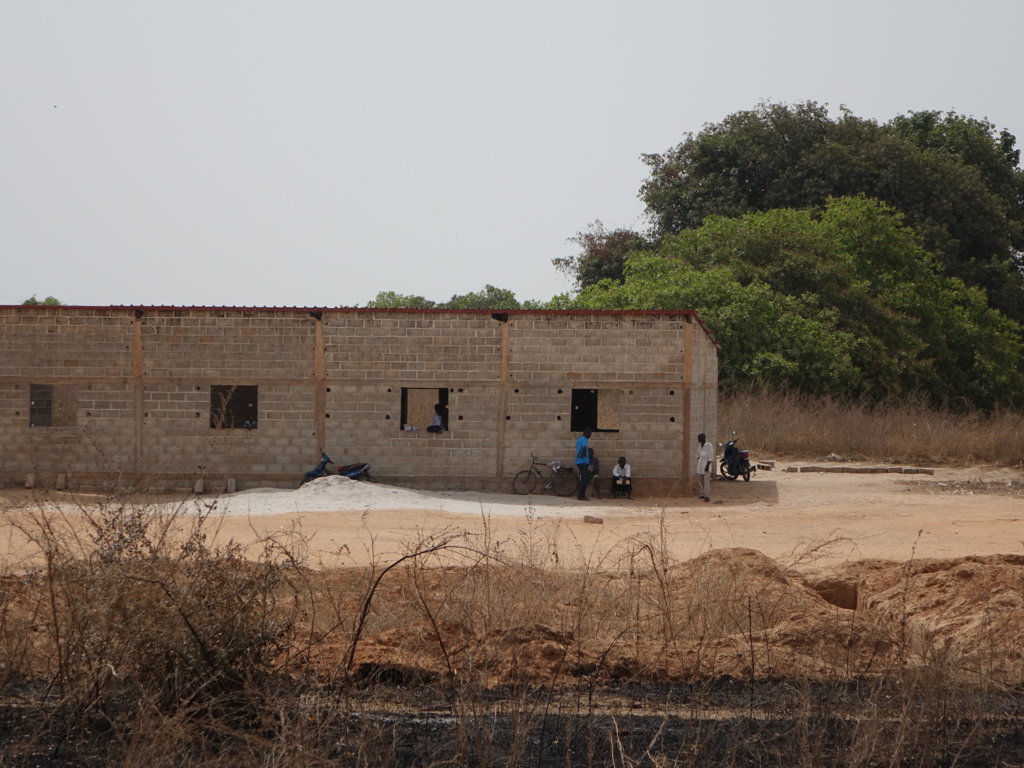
xmin=576 ymin=428 xmax=593 ymax=500
xmin=696 ymin=433 xmax=713 ymax=502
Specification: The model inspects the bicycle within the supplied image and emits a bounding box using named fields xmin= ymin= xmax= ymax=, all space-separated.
xmin=512 ymin=453 xmax=579 ymax=496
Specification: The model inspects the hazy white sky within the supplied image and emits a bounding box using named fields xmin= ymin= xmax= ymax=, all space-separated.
xmin=3 ymin=0 xmax=1022 ymax=308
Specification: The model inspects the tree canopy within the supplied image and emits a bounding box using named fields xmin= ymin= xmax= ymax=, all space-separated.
xmin=572 ymin=197 xmax=1024 ymax=408
xmin=553 ymin=222 xmax=652 ymax=288
xmin=365 ymin=284 xmax=530 ymax=310
xmin=22 ymin=295 xmax=62 ymax=305
xmin=552 ymin=102 xmax=1024 ymax=408
xmin=563 ymin=103 xmax=1024 ymax=322
xmin=635 ymin=103 xmax=1024 ymax=322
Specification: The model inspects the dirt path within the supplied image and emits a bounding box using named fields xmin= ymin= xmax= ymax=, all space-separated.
xmin=3 ymin=463 xmax=1021 ymax=570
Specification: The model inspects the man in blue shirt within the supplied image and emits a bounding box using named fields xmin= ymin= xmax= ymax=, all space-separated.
xmin=576 ymin=428 xmax=593 ymax=500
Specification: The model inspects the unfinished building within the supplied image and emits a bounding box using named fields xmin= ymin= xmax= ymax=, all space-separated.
xmin=0 ymin=306 xmax=718 ymax=495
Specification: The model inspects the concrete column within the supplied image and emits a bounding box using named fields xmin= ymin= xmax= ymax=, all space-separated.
xmin=495 ymin=318 xmax=510 ymax=478
xmin=682 ymin=317 xmax=694 ymax=486
xmin=132 ymin=312 xmax=144 ymax=472
xmin=313 ymin=314 xmax=326 ymax=455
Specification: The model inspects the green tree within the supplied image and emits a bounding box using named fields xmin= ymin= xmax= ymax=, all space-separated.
xmin=554 ymin=221 xmax=651 ymax=289
xmin=888 ymin=110 xmax=1024 ymax=235
xmin=573 ymin=197 xmax=1024 ymax=408
xmin=22 ymin=295 xmax=62 ymax=305
xmin=574 ymin=258 xmax=863 ymax=396
xmin=365 ymin=291 xmax=438 ymax=309
xmin=365 ymin=285 xmax=530 ymax=310
xmin=637 ymin=102 xmax=1024 ymax=322
xmin=444 ymin=284 xmax=521 ymax=310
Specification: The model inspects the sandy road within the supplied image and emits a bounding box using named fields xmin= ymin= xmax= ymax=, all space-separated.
xmin=2 ymin=464 xmax=1021 ymax=570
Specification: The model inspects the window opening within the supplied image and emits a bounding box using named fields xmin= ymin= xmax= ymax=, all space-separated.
xmin=570 ymin=388 xmax=620 ymax=432
xmin=29 ymin=384 xmax=53 ymax=427
xmin=210 ymin=385 xmax=258 ymax=429
xmin=29 ymin=384 xmax=76 ymax=427
xmin=401 ymin=387 xmax=448 ymax=432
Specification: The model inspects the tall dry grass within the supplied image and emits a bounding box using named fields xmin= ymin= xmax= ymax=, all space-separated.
xmin=720 ymin=387 xmax=1024 ymax=467
xmin=2 ymin=492 xmax=1021 ymax=766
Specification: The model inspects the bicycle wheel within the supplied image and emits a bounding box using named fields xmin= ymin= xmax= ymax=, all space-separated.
xmin=552 ymin=468 xmax=578 ymax=497
xmin=512 ymin=469 xmax=539 ymax=495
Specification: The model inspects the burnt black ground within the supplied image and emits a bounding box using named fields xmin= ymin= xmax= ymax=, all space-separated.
xmin=3 ymin=679 xmax=1022 ymax=767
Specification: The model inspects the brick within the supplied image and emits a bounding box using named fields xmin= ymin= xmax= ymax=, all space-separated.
xmin=0 ymin=308 xmax=717 ymax=492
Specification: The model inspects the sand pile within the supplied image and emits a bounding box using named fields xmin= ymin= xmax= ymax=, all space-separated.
xmin=340 ymin=548 xmax=1024 ymax=685
xmin=177 ymin=475 xmax=658 ymax=519
xmin=856 ymin=554 xmax=1024 ymax=680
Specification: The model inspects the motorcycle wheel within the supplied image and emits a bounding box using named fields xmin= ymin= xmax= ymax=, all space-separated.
xmin=513 ymin=470 xmax=538 ymax=495
xmin=552 ymin=469 xmax=578 ymax=497
xmin=719 ymin=460 xmax=737 ymax=480
xmin=743 ymin=469 xmax=751 ymax=481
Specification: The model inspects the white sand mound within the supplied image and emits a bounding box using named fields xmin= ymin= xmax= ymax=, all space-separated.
xmin=190 ymin=476 xmax=657 ymax=519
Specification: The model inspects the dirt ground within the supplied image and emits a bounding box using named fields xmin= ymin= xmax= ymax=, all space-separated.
xmin=2 ymin=462 xmax=1024 ymax=698
xmin=2 ymin=462 xmax=1021 ymax=571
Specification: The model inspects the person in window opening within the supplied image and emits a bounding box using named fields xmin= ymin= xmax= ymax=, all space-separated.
xmin=696 ymin=433 xmax=713 ymax=502
xmin=575 ymin=428 xmax=593 ymax=500
xmin=426 ymin=403 xmax=446 ymax=433
xmin=612 ymin=456 xmax=632 ymax=498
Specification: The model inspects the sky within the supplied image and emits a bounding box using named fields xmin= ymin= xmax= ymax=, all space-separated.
xmin=3 ymin=0 xmax=1022 ymax=308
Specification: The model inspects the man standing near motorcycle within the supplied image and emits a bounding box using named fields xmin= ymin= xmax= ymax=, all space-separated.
xmin=696 ymin=433 xmax=713 ymax=502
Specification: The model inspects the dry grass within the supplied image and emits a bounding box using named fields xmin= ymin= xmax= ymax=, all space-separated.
xmin=720 ymin=387 xmax=1024 ymax=467
xmin=1 ymin=495 xmax=1022 ymax=766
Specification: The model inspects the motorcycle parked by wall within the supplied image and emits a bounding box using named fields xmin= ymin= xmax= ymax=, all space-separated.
xmin=303 ymin=453 xmax=374 ymax=484
xmin=719 ymin=435 xmax=755 ymax=482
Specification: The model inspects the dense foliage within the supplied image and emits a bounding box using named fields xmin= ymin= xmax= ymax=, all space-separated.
xmin=557 ymin=103 xmax=1024 ymax=408
xmin=636 ymin=103 xmax=1024 ymax=323
xmin=366 ymin=284 xmax=533 ymax=310
xmin=573 ymin=197 xmax=1024 ymax=407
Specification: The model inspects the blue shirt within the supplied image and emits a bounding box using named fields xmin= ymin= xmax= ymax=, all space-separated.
xmin=575 ymin=434 xmax=589 ymax=465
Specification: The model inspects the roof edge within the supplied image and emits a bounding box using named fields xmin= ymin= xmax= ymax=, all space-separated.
xmin=1 ymin=305 xmax=719 ymax=345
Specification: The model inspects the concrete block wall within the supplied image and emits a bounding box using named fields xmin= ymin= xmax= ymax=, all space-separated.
xmin=142 ymin=310 xmax=314 ymax=379
xmin=0 ymin=308 xmax=136 ymax=484
xmin=687 ymin=321 xmax=719 ymax=474
xmin=499 ymin=314 xmax=695 ymax=493
xmin=325 ymin=385 xmax=502 ymax=483
xmin=0 ymin=306 xmax=718 ymax=493
xmin=139 ymin=383 xmax=315 ymax=476
xmin=323 ymin=313 xmax=503 ymax=381
xmin=321 ymin=312 xmax=504 ymax=487
xmin=0 ymin=309 xmax=134 ymax=379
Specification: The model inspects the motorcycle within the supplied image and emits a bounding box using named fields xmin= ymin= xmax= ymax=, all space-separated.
xmin=303 ymin=453 xmax=374 ymax=484
xmin=719 ymin=435 xmax=755 ymax=482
